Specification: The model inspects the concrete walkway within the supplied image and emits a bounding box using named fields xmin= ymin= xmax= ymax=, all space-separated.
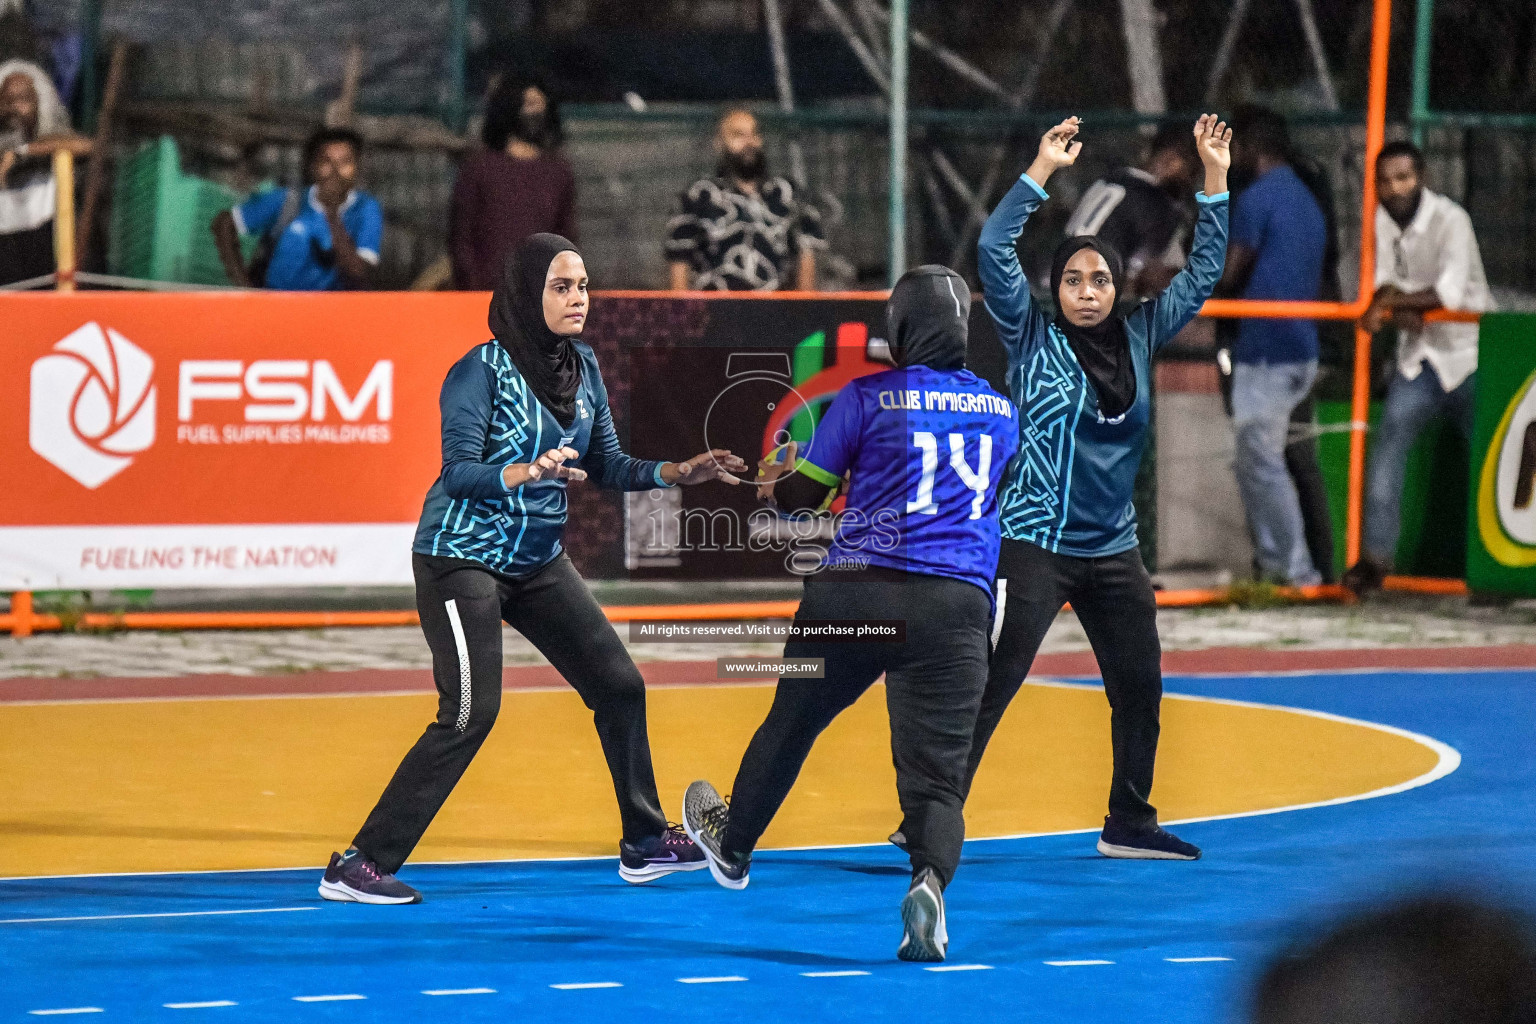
xmin=2 ymin=594 xmax=1533 ymax=680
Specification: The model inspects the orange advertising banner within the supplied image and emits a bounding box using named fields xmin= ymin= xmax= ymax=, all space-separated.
xmin=3 ymin=291 xmax=486 ymax=589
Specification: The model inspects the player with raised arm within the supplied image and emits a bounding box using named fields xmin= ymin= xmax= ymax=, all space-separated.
xmin=681 ymin=265 xmax=1019 ymax=962
xmin=319 ymin=233 xmax=747 ymax=904
xmin=945 ymin=115 xmax=1230 ymax=862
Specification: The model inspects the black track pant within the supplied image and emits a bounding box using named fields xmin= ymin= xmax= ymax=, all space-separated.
xmin=1287 ymin=395 xmax=1337 ymax=584
xmin=722 ymin=568 xmax=992 ymax=889
xmin=353 ymin=552 xmax=668 ymax=874
xmin=965 ymin=539 xmax=1163 ymax=829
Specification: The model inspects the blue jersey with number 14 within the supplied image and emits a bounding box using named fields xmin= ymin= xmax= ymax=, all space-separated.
xmin=797 ymin=365 xmax=1019 ymax=596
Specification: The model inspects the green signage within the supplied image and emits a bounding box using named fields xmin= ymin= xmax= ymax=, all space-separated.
xmin=1467 ymin=313 xmax=1536 ymax=596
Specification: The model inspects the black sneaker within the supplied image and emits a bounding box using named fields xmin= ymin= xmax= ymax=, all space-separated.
xmin=898 ymin=867 xmax=948 ymax=962
xmin=318 ymin=849 xmax=423 ymax=904
xmin=1096 ymin=818 xmax=1201 ymax=861
xmin=681 ymin=780 xmax=750 ymax=890
xmin=889 ymin=829 xmax=909 ymax=853
xmin=618 ymin=824 xmax=709 ymax=884
xmin=1343 ymin=555 xmax=1388 ymax=596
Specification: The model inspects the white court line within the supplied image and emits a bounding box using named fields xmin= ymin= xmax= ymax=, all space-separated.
xmin=0 ymin=907 xmax=317 ymax=925
xmin=422 ymin=988 xmax=495 ymax=996
xmin=164 ymin=1002 xmax=238 ymax=1009
xmin=676 ymin=976 xmax=747 ymax=984
xmin=924 ymin=964 xmax=992 ymax=972
xmin=969 ymin=679 xmax=1463 ymax=844
xmin=28 ymin=1011 xmax=102 ymax=1017
xmin=0 ymin=675 xmax=1465 ymax=883
xmin=801 ymin=970 xmax=870 ymax=977
xmin=292 ymin=994 xmax=365 ymax=1002
xmin=1045 ymin=959 xmax=1114 ymax=967
xmin=1166 ymin=957 xmax=1233 ymax=963
xmin=550 ymin=982 xmax=623 ymax=990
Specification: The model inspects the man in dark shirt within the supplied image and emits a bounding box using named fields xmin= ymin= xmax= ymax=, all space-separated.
xmin=666 ymin=108 xmax=824 ymax=291
xmin=1063 ymin=121 xmax=1199 ymax=302
xmin=450 ymin=77 xmax=577 ymax=291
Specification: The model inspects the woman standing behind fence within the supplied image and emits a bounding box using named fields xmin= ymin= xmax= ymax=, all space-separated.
xmin=320 ymin=232 xmax=746 ymax=903
xmin=449 ymin=77 xmax=577 ymax=291
xmin=949 ymin=115 xmax=1230 ymax=862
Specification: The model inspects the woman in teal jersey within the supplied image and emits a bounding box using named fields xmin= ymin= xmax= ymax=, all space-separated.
xmin=320 ymin=234 xmax=747 ymax=904
xmin=960 ymin=115 xmax=1231 ymax=862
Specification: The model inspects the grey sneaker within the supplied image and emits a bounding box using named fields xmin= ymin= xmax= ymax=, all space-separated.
xmin=898 ymin=867 xmax=948 ymax=962
xmin=681 ymin=780 xmax=750 ymax=890
xmin=318 ymin=850 xmax=422 ymax=905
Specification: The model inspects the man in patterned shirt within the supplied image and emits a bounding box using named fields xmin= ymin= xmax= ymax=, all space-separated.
xmin=665 ymin=108 xmax=824 ymax=291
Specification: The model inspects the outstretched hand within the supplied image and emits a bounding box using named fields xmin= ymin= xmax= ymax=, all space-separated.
xmin=754 ymin=440 xmax=797 ymax=501
xmin=664 ymin=449 xmax=749 ymax=486
xmin=1193 ymin=113 xmax=1232 ymax=195
xmin=527 ymin=446 xmax=587 ymax=482
xmin=1024 ymin=116 xmax=1082 ymax=188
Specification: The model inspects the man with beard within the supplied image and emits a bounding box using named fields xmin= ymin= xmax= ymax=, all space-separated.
xmin=212 ymin=126 xmax=382 ymax=290
xmin=449 ymin=76 xmax=577 ymax=291
xmin=1063 ymin=121 xmax=1199 ymax=303
xmin=666 ymin=107 xmax=823 ymax=291
xmin=1344 ymin=140 xmax=1494 ymax=593
xmin=0 ymin=60 xmax=91 ymax=286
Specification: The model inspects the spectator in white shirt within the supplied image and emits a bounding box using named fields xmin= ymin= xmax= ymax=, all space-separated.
xmin=0 ymin=60 xmax=90 ymax=286
xmin=1344 ymin=140 xmax=1495 ymax=593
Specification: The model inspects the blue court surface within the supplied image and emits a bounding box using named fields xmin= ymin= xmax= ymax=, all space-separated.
xmin=4 ymin=668 xmax=1535 ymax=1023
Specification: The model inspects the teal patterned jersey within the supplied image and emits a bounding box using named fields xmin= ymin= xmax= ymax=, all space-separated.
xmin=979 ymin=174 xmax=1228 ymax=558
xmin=413 ymin=341 xmax=668 ymax=576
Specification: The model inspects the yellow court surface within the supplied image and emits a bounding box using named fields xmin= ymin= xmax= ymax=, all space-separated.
xmin=0 ymin=681 xmax=1442 ymax=877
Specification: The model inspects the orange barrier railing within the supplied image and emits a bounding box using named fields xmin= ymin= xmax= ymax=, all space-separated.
xmin=1 ymin=588 xmax=1369 ymax=637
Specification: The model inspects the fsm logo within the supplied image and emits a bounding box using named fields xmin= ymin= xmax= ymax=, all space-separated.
xmin=30 ymin=322 xmax=158 ymax=488
xmin=1477 ymin=368 xmax=1536 ymax=567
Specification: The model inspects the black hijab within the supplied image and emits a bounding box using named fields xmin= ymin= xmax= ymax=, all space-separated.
xmin=888 ymin=265 xmax=970 ymax=370
xmin=1050 ymin=236 xmax=1134 ymax=420
xmin=489 ymin=233 xmax=583 ymax=429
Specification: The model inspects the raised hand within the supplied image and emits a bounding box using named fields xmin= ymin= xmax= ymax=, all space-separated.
xmin=1193 ymin=114 xmax=1232 ymax=171
xmin=667 ymin=449 xmax=749 ymax=486
xmin=1025 ymin=117 xmax=1083 ymax=188
xmin=1193 ymin=113 xmax=1232 ymax=196
xmin=527 ymin=446 xmax=587 ymax=482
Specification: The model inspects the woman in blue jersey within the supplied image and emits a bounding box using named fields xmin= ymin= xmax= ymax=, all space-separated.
xmin=320 ymin=233 xmax=747 ymax=903
xmin=682 ymin=266 xmax=1019 ymax=962
xmin=962 ymin=115 xmax=1231 ymax=861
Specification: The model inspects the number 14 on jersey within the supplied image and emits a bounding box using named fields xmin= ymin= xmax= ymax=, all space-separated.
xmin=907 ymin=432 xmax=994 ymax=520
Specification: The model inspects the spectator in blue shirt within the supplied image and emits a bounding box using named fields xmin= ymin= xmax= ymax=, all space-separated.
xmin=1218 ymin=107 xmax=1327 ymax=586
xmin=211 ymin=127 xmax=383 ymax=290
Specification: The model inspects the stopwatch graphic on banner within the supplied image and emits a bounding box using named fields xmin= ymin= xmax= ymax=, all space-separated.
xmin=30 ymin=322 xmax=158 ymax=489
